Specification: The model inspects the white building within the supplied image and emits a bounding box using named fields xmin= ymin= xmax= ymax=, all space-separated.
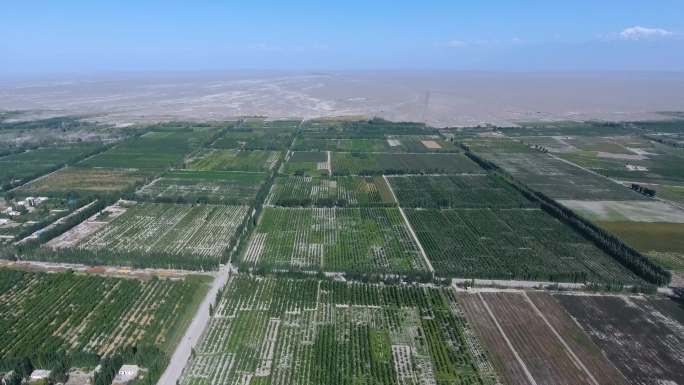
xmin=29 ymin=369 xmax=51 ymax=382
xmin=112 ymin=365 xmax=140 ymax=384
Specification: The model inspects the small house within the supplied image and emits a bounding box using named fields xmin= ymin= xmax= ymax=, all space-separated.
xmin=112 ymin=365 xmax=140 ymax=384
xmin=29 ymin=369 xmax=51 ymax=382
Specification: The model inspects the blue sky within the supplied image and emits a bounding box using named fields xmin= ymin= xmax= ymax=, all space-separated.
xmin=2 ymin=0 xmax=683 ymax=75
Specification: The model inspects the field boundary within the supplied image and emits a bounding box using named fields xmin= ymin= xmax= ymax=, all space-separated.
xmin=477 ymin=292 xmax=538 ymax=385
xmin=385 ymin=175 xmax=434 ymax=273
xmin=522 ymin=292 xmax=600 ymax=385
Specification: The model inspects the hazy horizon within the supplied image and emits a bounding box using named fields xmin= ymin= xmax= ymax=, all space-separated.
xmin=2 ymin=70 xmax=683 ymax=127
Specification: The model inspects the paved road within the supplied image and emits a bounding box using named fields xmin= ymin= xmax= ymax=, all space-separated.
xmin=157 ymin=265 xmax=233 ymax=385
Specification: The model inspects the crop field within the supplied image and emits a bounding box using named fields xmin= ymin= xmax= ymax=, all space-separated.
xmin=0 ymin=142 xmax=105 ymax=189
xmin=179 ymin=276 xmax=499 ymax=385
xmin=469 ymin=146 xmax=645 ymax=200
xmin=137 ymin=170 xmax=267 ymax=204
xmin=266 ymin=176 xmax=396 ymax=207
xmin=282 ymin=151 xmax=330 ymax=175
xmin=80 ymin=129 xmax=214 ymax=169
xmin=556 ymin=294 xmax=684 ymax=385
xmin=556 ymin=143 xmax=684 ymax=186
xmin=558 ymin=200 xmax=684 ymax=223
xmin=293 ymin=137 xmax=459 ymax=153
xmin=188 ymin=149 xmax=281 ymax=172
xmin=596 ymin=221 xmax=684 ymax=272
xmin=212 ymin=119 xmax=298 ymax=150
xmin=459 ymin=291 xmax=627 ymax=385
xmin=332 ymin=152 xmax=482 ymax=175
xmin=241 ymin=207 xmax=429 ymax=273
xmin=387 ymin=174 xmax=534 ymax=208
xmin=47 ymin=202 xmax=249 ymax=269
xmin=406 ymin=208 xmax=641 ymax=282
xmin=16 ymin=166 xmax=148 ymax=195
xmin=0 ymin=268 xmax=208 ymax=363
xmin=302 ymin=118 xmax=436 ymax=138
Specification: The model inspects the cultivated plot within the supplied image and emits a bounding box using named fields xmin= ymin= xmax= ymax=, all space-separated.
xmin=80 ymin=129 xmax=214 ymax=169
xmin=459 ymin=291 xmax=627 ymax=385
xmin=213 ymin=119 xmax=298 ymax=150
xmin=302 ymin=118 xmax=435 ymax=138
xmin=406 ymin=208 xmax=641 ymax=283
xmin=293 ymin=137 xmax=459 ymax=153
xmin=137 ymin=170 xmax=267 ymax=204
xmin=188 ymin=149 xmax=281 ymax=172
xmin=388 ymin=174 xmax=534 ymax=209
xmin=17 ymin=166 xmax=148 ymax=195
xmin=179 ymin=276 xmax=499 ymax=385
xmin=0 ymin=142 xmax=105 ymax=190
xmin=241 ymin=207 xmax=429 ymax=274
xmin=282 ymin=151 xmax=330 ymax=176
xmin=332 ymin=152 xmax=482 ymax=175
xmin=0 ymin=268 xmax=208 ymax=364
xmin=266 ymin=175 xmax=396 ymax=207
xmin=556 ymin=294 xmax=684 ymax=385
xmin=462 ymin=137 xmax=645 ymax=200
xmin=47 ymin=202 xmax=249 ymax=270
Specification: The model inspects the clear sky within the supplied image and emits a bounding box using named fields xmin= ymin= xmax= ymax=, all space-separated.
xmin=2 ymin=0 xmax=683 ymax=75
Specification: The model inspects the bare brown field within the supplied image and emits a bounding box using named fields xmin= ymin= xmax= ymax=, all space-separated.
xmin=459 ymin=291 xmax=627 ymax=385
xmin=556 ymin=294 xmax=684 ymax=385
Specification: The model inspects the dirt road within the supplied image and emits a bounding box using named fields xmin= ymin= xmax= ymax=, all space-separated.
xmin=156 ymin=264 xmax=233 ymax=385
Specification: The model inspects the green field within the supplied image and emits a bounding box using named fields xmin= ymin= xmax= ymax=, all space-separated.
xmin=597 ymin=221 xmax=684 ymax=271
xmin=332 ymin=152 xmax=482 ymax=175
xmin=212 ymin=119 xmax=298 ymax=150
xmin=188 ymin=149 xmax=281 ymax=172
xmin=266 ymin=176 xmax=396 ymax=207
xmin=282 ymin=151 xmax=329 ymax=175
xmin=0 ymin=142 xmax=106 ymax=190
xmin=293 ymin=137 xmax=459 ymax=153
xmin=180 ymin=276 xmax=498 ymax=385
xmin=41 ymin=203 xmax=250 ymax=270
xmin=462 ymin=137 xmax=646 ymax=200
xmin=241 ymin=207 xmax=429 ymax=274
xmin=0 ymin=268 xmax=209 ymax=373
xmin=406 ymin=208 xmax=642 ymax=283
xmin=137 ymin=170 xmax=267 ymax=204
xmin=388 ymin=174 xmax=534 ymax=208
xmin=80 ymin=129 xmax=214 ymax=169
xmin=302 ymin=118 xmax=436 ymax=138
xmin=17 ymin=166 xmax=149 ymax=196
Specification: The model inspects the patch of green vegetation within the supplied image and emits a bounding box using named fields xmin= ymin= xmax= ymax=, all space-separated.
xmin=597 ymin=221 xmax=684 ymax=271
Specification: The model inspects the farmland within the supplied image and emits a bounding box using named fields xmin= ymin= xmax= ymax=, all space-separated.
xmin=1 ymin=115 xmax=683 ymax=385
xmin=293 ymin=137 xmax=459 ymax=153
xmin=0 ymin=268 xmax=209 ymax=372
xmin=556 ymin=294 xmax=684 ymax=385
xmin=188 ymin=149 xmax=281 ymax=172
xmin=282 ymin=151 xmax=330 ymax=176
xmin=179 ymin=276 xmax=499 ymax=385
xmin=406 ymin=208 xmax=641 ymax=283
xmin=80 ymin=129 xmax=214 ymax=169
xmin=137 ymin=170 xmax=267 ymax=204
xmin=212 ymin=119 xmax=298 ymax=150
xmin=0 ymin=142 xmax=106 ymax=190
xmin=461 ymin=137 xmax=645 ymax=200
xmin=240 ymin=207 xmax=429 ymax=274
xmin=266 ymin=176 xmax=396 ymax=207
xmin=459 ymin=291 xmax=628 ymax=385
xmin=16 ymin=167 xmax=149 ymax=196
xmin=596 ymin=221 xmax=684 ymax=272
xmin=43 ymin=202 xmax=250 ymax=270
xmin=332 ymin=152 xmax=482 ymax=175
xmin=302 ymin=118 xmax=435 ymax=138
xmin=387 ymin=174 xmax=534 ymax=208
